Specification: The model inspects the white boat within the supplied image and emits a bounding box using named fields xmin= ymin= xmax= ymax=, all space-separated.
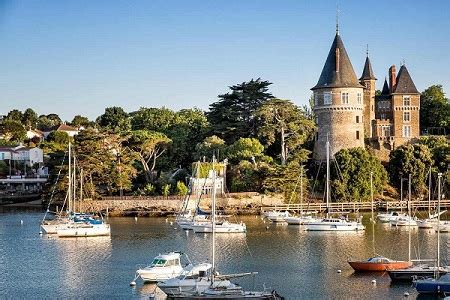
xmin=390 ymin=216 xmax=418 ymax=227
xmin=134 ymin=252 xmax=211 ymax=283
xmin=377 ymin=211 xmax=407 ymax=223
xmin=304 ymin=217 xmax=364 ymax=231
xmin=57 ymin=222 xmax=111 ymax=237
xmin=266 ymin=211 xmax=290 ymax=222
xmin=192 ymin=220 xmax=246 ymax=233
xmin=263 ymin=210 xmax=287 ymax=219
xmin=303 ymin=137 xmax=364 ymax=232
xmin=285 ymin=215 xmax=321 ymax=225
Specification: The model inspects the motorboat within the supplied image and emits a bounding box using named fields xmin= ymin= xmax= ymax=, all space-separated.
xmin=191 ymin=220 xmax=246 ymax=233
xmin=134 ymin=252 xmax=211 ymax=283
xmin=390 ymin=216 xmax=417 ymax=227
xmin=266 ymin=211 xmax=290 ymax=223
xmin=377 ymin=211 xmax=407 ymax=223
xmin=414 ymin=274 xmax=450 ymax=295
xmin=304 ymin=217 xmax=364 ymax=231
xmin=388 ymin=264 xmax=448 ymax=282
xmin=285 ymin=215 xmax=321 ymax=225
xmin=348 ymin=256 xmax=411 ymax=272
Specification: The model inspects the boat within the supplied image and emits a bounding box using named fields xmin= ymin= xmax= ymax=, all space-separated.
xmin=266 ymin=211 xmax=289 ymax=223
xmin=390 ymin=215 xmax=418 ymax=227
xmin=348 ymin=173 xmax=411 ymax=272
xmin=191 ymin=220 xmax=246 ymax=233
xmin=285 ymin=214 xmax=320 ymax=225
xmin=414 ymin=274 xmax=450 ymax=295
xmin=418 ymin=169 xmax=445 ymax=229
xmin=263 ymin=210 xmax=288 ymax=220
xmin=133 ymin=252 xmax=211 ymax=283
xmin=377 ymin=211 xmax=407 ymax=223
xmin=159 ymin=162 xmax=283 ymax=299
xmin=303 ymin=137 xmax=364 ymax=232
xmin=348 ymin=256 xmax=411 ymax=272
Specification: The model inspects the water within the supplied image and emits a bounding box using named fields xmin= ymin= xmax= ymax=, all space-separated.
xmin=0 ymin=210 xmax=447 ymax=299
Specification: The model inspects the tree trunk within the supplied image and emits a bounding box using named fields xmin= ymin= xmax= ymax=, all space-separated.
xmin=280 ymin=126 xmax=286 ymax=166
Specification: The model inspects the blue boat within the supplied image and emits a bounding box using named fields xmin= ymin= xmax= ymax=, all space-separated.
xmin=414 ymin=274 xmax=450 ymax=295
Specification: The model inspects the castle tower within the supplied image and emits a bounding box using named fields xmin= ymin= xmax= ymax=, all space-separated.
xmin=359 ymin=52 xmax=376 ymax=138
xmin=311 ymin=31 xmax=365 ymax=160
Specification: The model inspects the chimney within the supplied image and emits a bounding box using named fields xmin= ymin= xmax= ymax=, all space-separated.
xmin=389 ymin=65 xmax=396 ymax=93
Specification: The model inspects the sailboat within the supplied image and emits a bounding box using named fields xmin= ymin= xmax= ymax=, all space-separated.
xmin=158 ymin=166 xmax=283 ymax=299
xmin=303 ymin=138 xmax=364 ymax=232
xmin=285 ymin=166 xmax=320 ymax=225
xmin=389 ymin=173 xmax=448 ymax=281
xmin=414 ymin=173 xmax=450 ymax=294
xmin=348 ymin=172 xmax=411 ymax=272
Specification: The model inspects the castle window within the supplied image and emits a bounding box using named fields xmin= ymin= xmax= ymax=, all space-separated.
xmin=314 ymin=94 xmax=318 ymax=106
xmin=381 ymin=125 xmax=391 ymax=137
xmin=356 ymin=116 xmax=360 ymax=123
xmin=324 ymin=92 xmax=331 ymax=105
xmin=403 ymin=96 xmax=411 ymax=107
xmin=380 ymin=113 xmax=386 ymax=120
xmin=403 ymin=125 xmax=411 ymax=138
xmin=341 ymin=92 xmax=349 ymax=104
xmin=356 ymin=131 xmax=360 ymax=140
xmin=403 ymin=111 xmax=410 ymax=122
xmin=357 ymin=93 xmax=362 ymax=104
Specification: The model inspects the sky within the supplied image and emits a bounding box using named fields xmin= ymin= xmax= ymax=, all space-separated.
xmin=0 ymin=0 xmax=449 ymax=121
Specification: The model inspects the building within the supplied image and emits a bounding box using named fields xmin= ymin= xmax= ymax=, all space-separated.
xmin=42 ymin=123 xmax=80 ymax=139
xmin=0 ymin=145 xmax=44 ymax=166
xmin=312 ymin=28 xmax=420 ymax=160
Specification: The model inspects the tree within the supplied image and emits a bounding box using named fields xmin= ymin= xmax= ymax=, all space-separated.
xmin=6 ymin=109 xmax=23 ymax=122
xmin=46 ymin=131 xmax=70 ymax=144
xmin=130 ymin=107 xmax=176 ymax=131
xmin=128 ymin=130 xmax=172 ymax=182
xmin=388 ymin=144 xmax=433 ymax=196
xmin=207 ymin=78 xmax=274 ymax=143
xmin=194 ymin=135 xmax=227 ymax=161
xmin=256 ymin=99 xmax=316 ymax=165
xmin=0 ymin=120 xmax=26 ymax=142
xmin=419 ymin=136 xmax=450 ymax=174
xmin=331 ymin=148 xmax=388 ymax=201
xmin=226 ymin=137 xmax=266 ymax=163
xmin=262 ymin=162 xmax=309 ymax=201
xmin=420 ymin=85 xmax=450 ymax=133
xmin=96 ymin=107 xmax=130 ymax=132
xmin=36 ymin=114 xmax=61 ymax=130
xmin=22 ymin=108 xmax=38 ymax=128
xmin=70 ymin=115 xmax=91 ymax=128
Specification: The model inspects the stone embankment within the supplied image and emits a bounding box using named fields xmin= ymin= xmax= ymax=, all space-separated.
xmin=78 ymin=193 xmax=285 ymax=217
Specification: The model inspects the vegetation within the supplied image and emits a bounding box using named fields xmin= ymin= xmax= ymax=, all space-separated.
xmin=0 ymin=82 xmax=448 ymax=202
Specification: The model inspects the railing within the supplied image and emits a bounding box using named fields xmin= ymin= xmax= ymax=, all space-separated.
xmin=260 ymin=200 xmax=450 ymax=213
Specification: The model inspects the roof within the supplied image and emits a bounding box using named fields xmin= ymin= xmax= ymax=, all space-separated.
xmin=359 ymin=56 xmax=376 ymax=80
xmin=312 ymin=33 xmax=364 ymax=90
xmin=392 ymin=65 xmax=419 ymax=94
xmin=381 ymin=78 xmax=390 ymax=95
xmin=57 ymin=124 xmax=78 ymax=132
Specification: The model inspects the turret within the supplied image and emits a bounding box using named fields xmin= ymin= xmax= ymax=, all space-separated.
xmin=359 ymin=52 xmax=377 ymax=138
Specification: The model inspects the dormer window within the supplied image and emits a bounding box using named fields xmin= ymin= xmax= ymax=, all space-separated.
xmin=323 ymin=92 xmax=332 ymax=105
xmin=341 ymin=92 xmax=349 ymax=104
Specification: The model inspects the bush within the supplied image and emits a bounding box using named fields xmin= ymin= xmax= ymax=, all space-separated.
xmin=176 ymin=181 xmax=188 ymax=196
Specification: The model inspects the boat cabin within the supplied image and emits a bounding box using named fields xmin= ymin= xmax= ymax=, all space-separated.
xmin=151 ymin=253 xmax=182 ymax=268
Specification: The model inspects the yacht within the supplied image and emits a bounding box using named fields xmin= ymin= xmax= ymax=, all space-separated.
xmin=377 ymin=211 xmax=407 ymax=223
xmin=389 ymin=215 xmax=417 ymax=227
xmin=191 ymin=220 xmax=246 ymax=233
xmin=266 ymin=211 xmax=289 ymax=223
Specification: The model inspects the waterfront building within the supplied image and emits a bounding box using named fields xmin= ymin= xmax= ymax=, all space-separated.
xmin=0 ymin=145 xmax=44 ymax=167
xmin=312 ymin=28 xmax=420 ymax=160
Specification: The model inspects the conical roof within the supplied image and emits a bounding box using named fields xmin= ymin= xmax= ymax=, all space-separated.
xmin=359 ymin=56 xmax=376 ymax=80
xmin=393 ymin=65 xmax=419 ymax=94
xmin=312 ymin=34 xmax=363 ymax=90
xmin=381 ymin=78 xmax=390 ymax=95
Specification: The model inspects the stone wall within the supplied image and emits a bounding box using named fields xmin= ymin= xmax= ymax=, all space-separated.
xmin=78 ymin=193 xmax=285 ymax=216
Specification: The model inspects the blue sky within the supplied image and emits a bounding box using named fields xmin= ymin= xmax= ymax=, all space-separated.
xmin=0 ymin=0 xmax=449 ymax=121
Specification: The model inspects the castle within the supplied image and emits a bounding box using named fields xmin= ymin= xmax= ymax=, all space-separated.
xmin=312 ymin=28 xmax=420 ymax=160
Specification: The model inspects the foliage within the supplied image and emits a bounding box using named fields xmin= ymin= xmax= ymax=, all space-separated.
xmin=388 ymin=144 xmax=433 ymax=195
xmin=207 ymin=78 xmax=274 ymax=143
xmin=96 ymin=107 xmax=131 ymax=132
xmin=128 ymin=130 xmax=172 ymax=182
xmin=162 ymin=184 xmax=171 ymax=197
xmin=229 ymin=160 xmax=273 ymax=193
xmin=46 ymin=131 xmax=71 ymax=144
xmin=256 ymin=99 xmax=316 ymax=165
xmin=194 ymin=135 xmax=227 ymax=161
xmin=420 ymin=85 xmax=450 ymax=133
xmin=331 ymin=148 xmax=388 ymax=201
xmin=22 ymin=108 xmax=38 ymax=127
xmin=418 ymin=136 xmax=450 ymax=174
xmin=6 ymin=109 xmax=23 ymax=122
xmin=226 ymin=138 xmax=271 ymax=164
xmin=192 ymin=161 xmax=226 ymax=178
xmin=0 ymin=120 xmax=26 ymax=142
xmin=131 ymin=107 xmax=176 ymax=131
xmin=71 ymin=115 xmax=92 ymax=128
xmin=143 ymin=183 xmax=156 ymax=195
xmin=0 ymin=161 xmax=8 ymax=176
xmin=176 ymin=181 xmax=189 ymax=196
xmin=36 ymin=114 xmax=62 ymax=130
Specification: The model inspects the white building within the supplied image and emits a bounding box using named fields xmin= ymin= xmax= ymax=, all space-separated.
xmin=0 ymin=145 xmax=44 ymax=166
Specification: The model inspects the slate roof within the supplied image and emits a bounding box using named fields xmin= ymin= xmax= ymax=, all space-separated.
xmin=312 ymin=34 xmax=363 ymax=90
xmin=381 ymin=78 xmax=390 ymax=95
xmin=392 ymin=65 xmax=419 ymax=94
xmin=359 ymin=56 xmax=376 ymax=80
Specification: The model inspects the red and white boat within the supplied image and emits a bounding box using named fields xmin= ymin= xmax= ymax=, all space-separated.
xmin=348 ymin=256 xmax=412 ymax=272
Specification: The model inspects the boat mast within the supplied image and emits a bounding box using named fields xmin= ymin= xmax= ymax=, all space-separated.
xmin=370 ymin=171 xmax=375 ymax=255
xmin=73 ymin=154 xmax=77 ymax=214
xmin=408 ymin=174 xmax=411 ymax=263
xmin=325 ymin=135 xmax=330 ymax=217
xmin=428 ymin=166 xmax=431 ymax=218
xmin=68 ymin=142 xmax=72 ymax=213
xmin=211 ymin=157 xmax=216 ymax=284
xmin=300 ymin=166 xmax=303 ymax=215
xmin=437 ymin=172 xmax=442 ymax=278
xmin=80 ymin=168 xmax=83 ymax=212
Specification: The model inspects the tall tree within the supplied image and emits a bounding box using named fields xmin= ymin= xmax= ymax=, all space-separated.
xmin=6 ymin=109 xmax=23 ymax=122
xmin=70 ymin=115 xmax=91 ymax=128
xmin=207 ymin=78 xmax=274 ymax=143
xmin=420 ymin=85 xmax=450 ymax=133
xmin=130 ymin=107 xmax=176 ymax=131
xmin=0 ymin=120 xmax=26 ymax=142
xmin=256 ymin=99 xmax=316 ymax=165
xmin=128 ymin=130 xmax=172 ymax=182
xmin=419 ymin=136 xmax=450 ymax=174
xmin=194 ymin=135 xmax=227 ymax=161
xmin=22 ymin=108 xmax=38 ymax=128
xmin=96 ymin=107 xmax=130 ymax=132
xmin=388 ymin=144 xmax=433 ymax=196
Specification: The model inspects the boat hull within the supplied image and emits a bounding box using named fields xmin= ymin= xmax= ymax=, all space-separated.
xmin=304 ymin=222 xmax=364 ymax=231
xmin=389 ymin=268 xmax=447 ymax=282
xmin=56 ymin=224 xmax=110 ymax=237
xmin=414 ymin=279 xmax=450 ymax=295
xmin=348 ymin=261 xmax=411 ymax=272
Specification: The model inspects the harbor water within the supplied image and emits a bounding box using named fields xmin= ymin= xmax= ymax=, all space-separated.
xmin=0 ymin=210 xmax=447 ymax=299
